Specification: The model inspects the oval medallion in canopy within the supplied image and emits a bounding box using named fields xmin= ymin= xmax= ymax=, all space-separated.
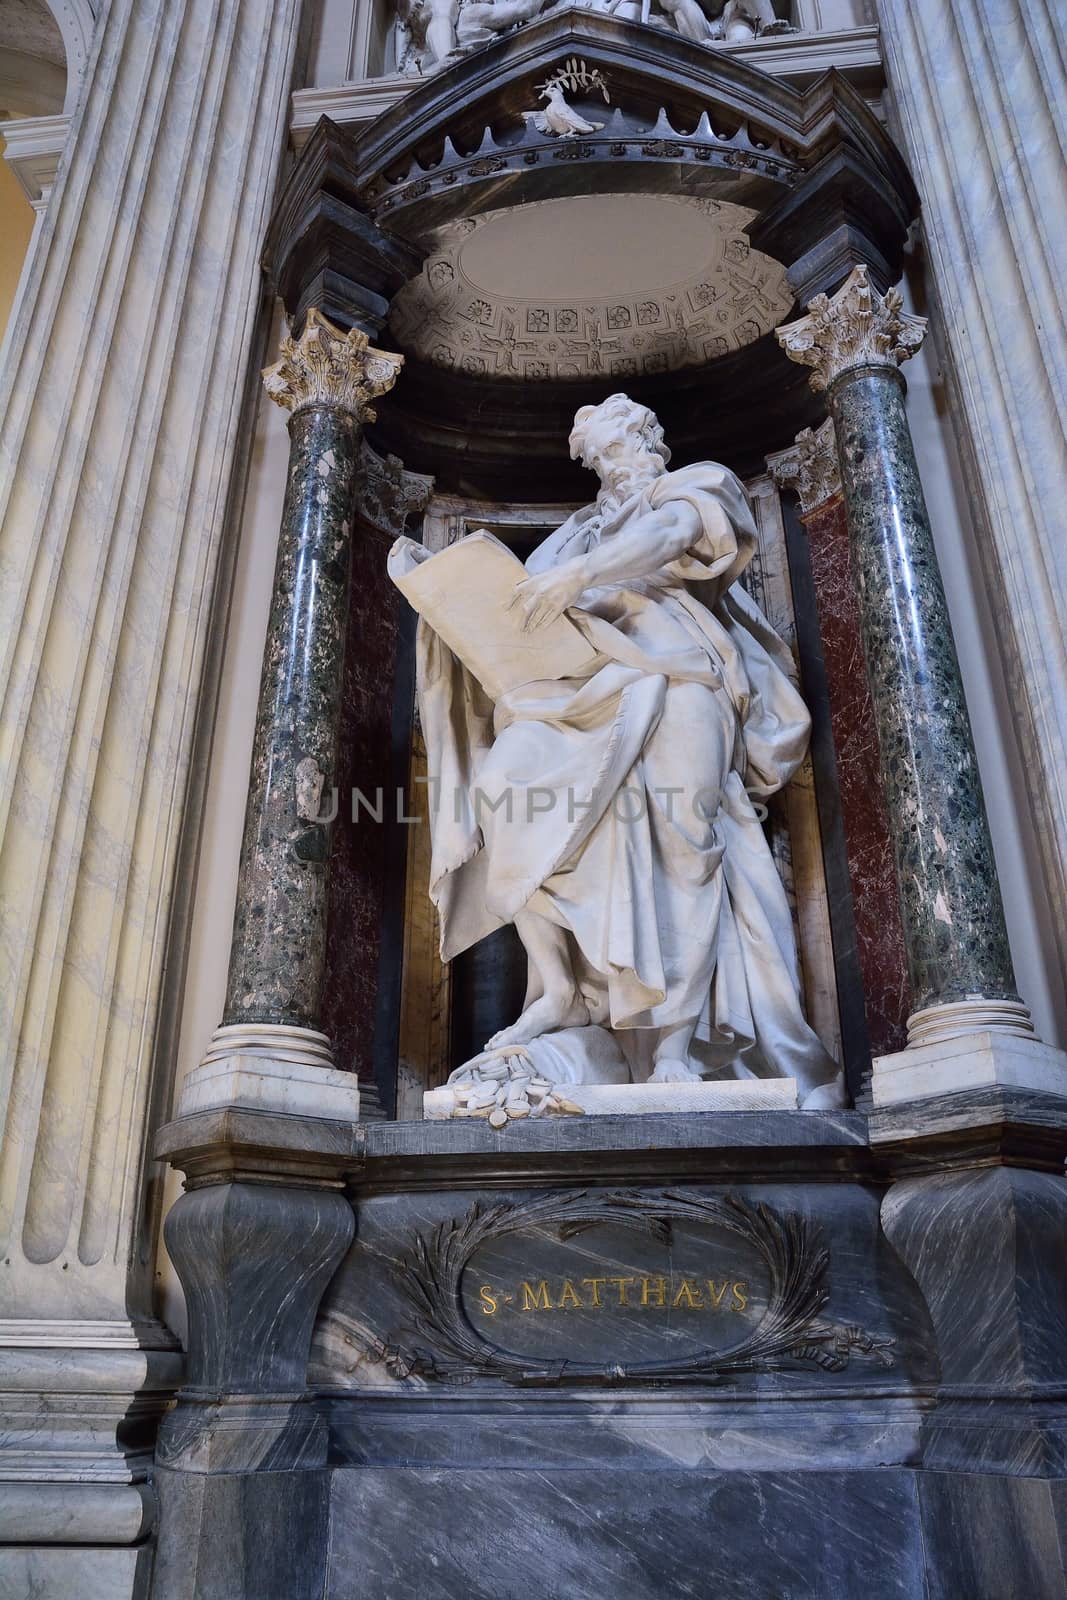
xmin=390 ymin=195 xmax=792 ymax=381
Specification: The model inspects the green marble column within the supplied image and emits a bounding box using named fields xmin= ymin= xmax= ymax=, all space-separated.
xmin=222 ymin=311 xmax=403 ymax=1039
xmin=777 ymin=268 xmax=1028 ymax=1048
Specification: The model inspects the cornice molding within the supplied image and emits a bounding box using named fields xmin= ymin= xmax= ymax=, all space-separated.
xmin=289 ymin=25 xmax=884 ymax=147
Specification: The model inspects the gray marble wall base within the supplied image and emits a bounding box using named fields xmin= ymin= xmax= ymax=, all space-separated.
xmin=149 ymin=1110 xmax=359 ymax=1600
xmin=151 ymin=1465 xmax=330 ymax=1600
xmin=882 ymin=1160 xmax=1067 ymax=1476
xmin=156 ymin=1176 xmax=354 ymax=1475
xmin=0 ymin=1545 xmax=154 ymax=1600
xmin=325 ymin=1466 xmax=1067 ymax=1600
xmin=919 ymin=1472 xmax=1067 ymax=1600
xmin=329 ymin=1467 xmax=927 ymax=1600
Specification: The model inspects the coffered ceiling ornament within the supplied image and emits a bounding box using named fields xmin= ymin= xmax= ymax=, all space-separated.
xmin=775 ymin=265 xmax=927 ymax=394
xmin=389 ymin=195 xmax=792 ymax=381
xmin=263 ymin=308 xmax=405 ymax=421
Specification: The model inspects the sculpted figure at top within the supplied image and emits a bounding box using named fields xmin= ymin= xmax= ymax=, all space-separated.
xmin=392 ymin=395 xmax=843 ymax=1110
xmin=396 ymin=0 xmax=791 ymax=74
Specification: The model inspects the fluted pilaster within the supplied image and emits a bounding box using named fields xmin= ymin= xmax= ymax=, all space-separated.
xmin=0 ymin=0 xmax=304 ymax=1541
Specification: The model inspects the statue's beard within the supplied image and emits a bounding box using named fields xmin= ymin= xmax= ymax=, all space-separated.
xmin=595 ymin=458 xmax=662 ymax=516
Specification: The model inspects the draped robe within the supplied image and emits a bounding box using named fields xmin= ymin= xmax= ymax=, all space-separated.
xmin=415 ymin=462 xmax=839 ymax=1099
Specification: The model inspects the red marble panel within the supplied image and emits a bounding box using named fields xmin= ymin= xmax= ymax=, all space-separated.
xmin=321 ymin=520 xmax=402 ymax=1081
xmin=804 ymin=495 xmax=910 ymax=1057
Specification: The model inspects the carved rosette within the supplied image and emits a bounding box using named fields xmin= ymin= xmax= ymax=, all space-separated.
xmin=769 ymin=418 xmax=841 ymax=514
xmin=262 ymin=307 xmax=404 ymax=422
xmin=775 ymin=265 xmax=927 ymax=393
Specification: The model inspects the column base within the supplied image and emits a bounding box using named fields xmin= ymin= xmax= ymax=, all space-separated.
xmin=906 ymin=997 xmax=1035 ymax=1048
xmin=0 ymin=1321 xmax=180 ymax=1598
xmin=179 ymin=1024 xmax=360 ymax=1121
xmin=0 ymin=1481 xmax=154 ymax=1544
xmin=873 ymin=1028 xmax=1067 ymax=1107
xmin=0 ymin=1320 xmax=182 ymax=1487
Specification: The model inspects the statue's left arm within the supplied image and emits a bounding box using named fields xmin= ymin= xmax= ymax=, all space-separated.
xmin=509 ymin=497 xmax=705 ymax=630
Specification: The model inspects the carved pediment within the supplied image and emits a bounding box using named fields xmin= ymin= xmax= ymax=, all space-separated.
xmin=339 ymin=11 xmax=912 ymax=238
xmin=261 ymin=8 xmax=918 ymax=494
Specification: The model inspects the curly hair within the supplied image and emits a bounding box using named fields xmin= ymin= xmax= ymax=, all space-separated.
xmin=568 ymin=393 xmax=672 ymax=469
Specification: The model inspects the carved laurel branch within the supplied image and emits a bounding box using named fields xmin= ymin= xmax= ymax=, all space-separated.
xmin=262 ymin=308 xmax=404 ymax=422
xmin=775 ymin=265 xmax=926 ymax=394
xmin=537 ymin=57 xmax=611 ymax=102
xmin=377 ymin=1189 xmax=894 ymax=1386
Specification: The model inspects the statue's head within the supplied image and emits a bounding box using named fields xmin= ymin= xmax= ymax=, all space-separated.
xmin=569 ymin=394 xmax=671 ymax=497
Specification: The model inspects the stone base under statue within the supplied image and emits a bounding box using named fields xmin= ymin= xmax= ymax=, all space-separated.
xmin=424 ymin=1075 xmax=798 ymax=1119
xmin=152 ymin=1089 xmax=1067 ymax=1600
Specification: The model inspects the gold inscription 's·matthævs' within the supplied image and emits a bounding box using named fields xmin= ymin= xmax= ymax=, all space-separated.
xmin=478 ymin=1276 xmax=749 ymax=1316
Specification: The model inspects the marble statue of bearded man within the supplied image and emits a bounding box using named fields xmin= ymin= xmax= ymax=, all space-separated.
xmin=414 ymin=394 xmax=843 ymax=1109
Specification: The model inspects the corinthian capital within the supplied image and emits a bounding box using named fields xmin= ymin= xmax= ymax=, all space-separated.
xmin=768 ymin=418 xmax=841 ymax=514
xmin=775 ymin=265 xmax=926 ymax=393
xmin=262 ymin=308 xmax=404 ymax=422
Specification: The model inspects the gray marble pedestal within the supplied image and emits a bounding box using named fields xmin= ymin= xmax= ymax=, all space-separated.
xmin=151 ymin=1095 xmax=1067 ymax=1600
xmin=150 ymin=1109 xmax=360 ymax=1600
xmin=309 ymin=1105 xmax=1067 ymax=1600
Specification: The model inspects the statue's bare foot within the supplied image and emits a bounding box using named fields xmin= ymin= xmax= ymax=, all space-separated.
xmin=649 ymin=1058 xmax=703 ymax=1084
xmin=486 ymin=991 xmax=590 ymax=1051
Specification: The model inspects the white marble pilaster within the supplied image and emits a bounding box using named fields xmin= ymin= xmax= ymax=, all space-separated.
xmin=874 ymin=0 xmax=1067 ymax=1032
xmin=0 ymin=0 xmax=304 ymax=1570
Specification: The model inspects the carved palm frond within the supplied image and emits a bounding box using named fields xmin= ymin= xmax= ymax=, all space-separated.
xmin=383 ymin=1187 xmax=895 ymax=1386
xmin=536 ymin=57 xmax=611 ymax=102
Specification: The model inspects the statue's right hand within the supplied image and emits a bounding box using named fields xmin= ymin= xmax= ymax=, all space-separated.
xmin=506 ymin=563 xmax=587 ymax=630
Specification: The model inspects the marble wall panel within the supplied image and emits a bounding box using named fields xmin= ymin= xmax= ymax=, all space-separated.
xmin=320 ymin=520 xmax=403 ymax=1090
xmin=327 ymin=1467 xmax=928 ymax=1600
xmin=803 ymin=494 xmax=910 ymax=1056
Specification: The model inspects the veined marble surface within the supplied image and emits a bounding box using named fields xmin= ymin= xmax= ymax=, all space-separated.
xmin=0 ymin=0 xmax=306 ymax=1551
xmin=875 ymin=0 xmax=1067 ymax=1028
xmin=799 ymin=491 xmax=909 ymax=1056
xmin=829 ymin=367 xmax=1017 ymax=1014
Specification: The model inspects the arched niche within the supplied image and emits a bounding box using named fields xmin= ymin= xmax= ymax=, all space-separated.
xmin=0 ymin=0 xmax=96 ymax=118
